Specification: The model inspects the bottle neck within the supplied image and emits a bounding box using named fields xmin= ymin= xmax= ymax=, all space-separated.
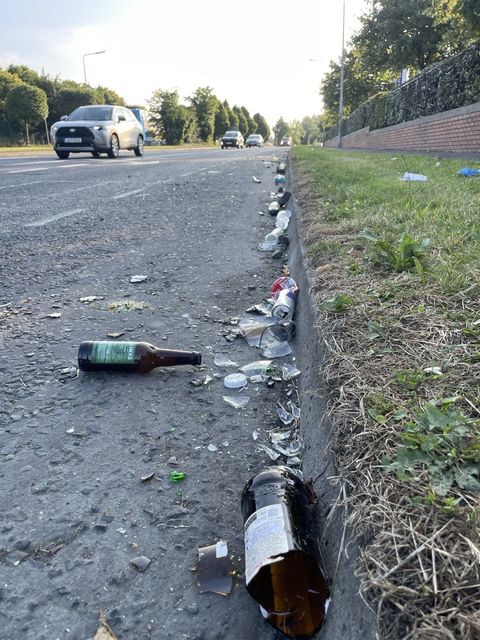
xmin=153 ymin=348 xmax=201 ymax=367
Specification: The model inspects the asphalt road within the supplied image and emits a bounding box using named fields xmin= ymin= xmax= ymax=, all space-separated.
xmin=0 ymin=147 xmax=308 ymax=640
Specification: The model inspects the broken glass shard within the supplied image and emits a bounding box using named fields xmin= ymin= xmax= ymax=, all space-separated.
xmin=239 ymin=317 xmax=276 ymax=347
xmin=281 ymin=363 xmax=301 ymax=380
xmin=223 ymin=395 xmax=249 ymax=409
xmin=214 ymin=354 xmax=238 ymax=368
xmin=224 ymin=373 xmax=247 ymax=389
xmin=197 ymin=541 xmax=233 ymax=596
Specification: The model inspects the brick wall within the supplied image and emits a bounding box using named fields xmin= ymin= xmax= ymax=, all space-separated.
xmin=325 ymin=101 xmax=480 ymax=153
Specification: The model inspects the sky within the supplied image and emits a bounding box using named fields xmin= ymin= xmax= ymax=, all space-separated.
xmin=0 ymin=0 xmax=368 ymax=126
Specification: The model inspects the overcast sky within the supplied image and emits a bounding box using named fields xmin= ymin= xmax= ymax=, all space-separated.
xmin=0 ymin=0 xmax=368 ymax=126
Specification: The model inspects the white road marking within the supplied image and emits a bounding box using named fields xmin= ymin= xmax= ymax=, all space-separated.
xmin=111 ymin=189 xmax=144 ymax=199
xmin=0 ymin=180 xmax=42 ymax=190
xmin=25 ymin=208 xmax=86 ymax=227
xmin=7 ymin=167 xmax=49 ymax=174
xmin=50 ymin=163 xmax=91 ymax=169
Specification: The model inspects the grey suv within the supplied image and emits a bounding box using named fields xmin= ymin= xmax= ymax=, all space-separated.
xmin=221 ymin=131 xmax=244 ymax=149
xmin=51 ymin=105 xmax=144 ymax=159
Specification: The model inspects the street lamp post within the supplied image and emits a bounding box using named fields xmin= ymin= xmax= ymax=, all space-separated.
xmin=82 ymin=50 xmax=106 ymax=85
xmin=337 ymin=0 xmax=346 ymax=148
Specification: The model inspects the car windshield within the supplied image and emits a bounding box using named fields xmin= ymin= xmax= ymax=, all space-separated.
xmin=225 ymin=131 xmax=239 ymax=136
xmin=249 ymin=135 xmax=261 ymax=139
xmin=68 ymin=107 xmax=113 ymax=121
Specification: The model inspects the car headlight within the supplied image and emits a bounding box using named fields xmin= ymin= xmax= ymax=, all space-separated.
xmin=91 ymin=125 xmax=105 ymax=131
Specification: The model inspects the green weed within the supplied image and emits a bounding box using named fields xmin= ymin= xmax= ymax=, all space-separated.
xmin=319 ymin=292 xmax=355 ymax=313
xmin=385 ymin=401 xmax=480 ymax=495
xmin=359 ymin=230 xmax=430 ymax=274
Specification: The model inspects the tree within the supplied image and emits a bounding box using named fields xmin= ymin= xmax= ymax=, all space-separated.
xmin=273 ymin=118 xmax=289 ymax=145
xmin=189 ymin=86 xmax=218 ymax=142
xmin=56 ymin=86 xmax=98 ymax=117
xmin=214 ymin=101 xmax=230 ymax=139
xmin=253 ymin=113 xmax=270 ymax=141
xmin=97 ymin=86 xmax=126 ymax=106
xmin=148 ymin=89 xmax=198 ymax=145
xmin=0 ymin=70 xmax=24 ymax=120
xmin=300 ymin=116 xmax=322 ymax=145
xmin=353 ymin=0 xmax=450 ymax=73
xmin=6 ymin=84 xmax=48 ymax=144
xmin=233 ymin=105 xmax=248 ymax=134
xmin=321 ymin=50 xmax=395 ymax=123
xmin=241 ymin=106 xmax=257 ymax=137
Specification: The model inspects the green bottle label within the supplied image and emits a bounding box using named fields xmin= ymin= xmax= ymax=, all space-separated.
xmin=90 ymin=341 xmax=137 ymax=364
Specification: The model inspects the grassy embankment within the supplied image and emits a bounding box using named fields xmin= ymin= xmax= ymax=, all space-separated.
xmin=292 ymin=147 xmax=480 ymax=640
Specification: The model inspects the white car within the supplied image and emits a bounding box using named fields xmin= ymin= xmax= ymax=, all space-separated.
xmin=246 ymin=134 xmax=264 ymax=147
xmin=51 ymin=105 xmax=144 ymax=159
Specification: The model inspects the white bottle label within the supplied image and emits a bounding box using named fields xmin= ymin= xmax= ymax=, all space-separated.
xmin=244 ymin=504 xmax=290 ymax=585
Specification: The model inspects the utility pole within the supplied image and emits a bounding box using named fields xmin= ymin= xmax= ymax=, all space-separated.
xmin=337 ymin=0 xmax=346 ymax=149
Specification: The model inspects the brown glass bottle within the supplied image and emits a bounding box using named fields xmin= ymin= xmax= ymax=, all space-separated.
xmin=241 ymin=466 xmax=330 ymax=639
xmin=78 ymin=341 xmax=201 ymax=372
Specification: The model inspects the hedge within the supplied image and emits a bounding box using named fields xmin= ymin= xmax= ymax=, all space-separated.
xmin=324 ymin=40 xmax=480 ymax=141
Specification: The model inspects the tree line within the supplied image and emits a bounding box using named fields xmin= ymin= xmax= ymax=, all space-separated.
xmin=321 ymin=0 xmax=480 ymax=129
xmin=0 ymin=64 xmax=275 ymax=146
xmin=147 ymin=87 xmax=270 ymax=144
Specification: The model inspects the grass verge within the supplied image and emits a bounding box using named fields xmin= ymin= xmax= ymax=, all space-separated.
xmin=292 ymin=148 xmax=480 ymax=640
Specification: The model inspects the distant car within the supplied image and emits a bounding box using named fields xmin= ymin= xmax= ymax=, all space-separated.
xmin=280 ymin=136 xmax=292 ymax=147
xmin=221 ymin=130 xmax=244 ymax=149
xmin=246 ymin=134 xmax=264 ymax=148
xmin=50 ymin=105 xmax=144 ymax=159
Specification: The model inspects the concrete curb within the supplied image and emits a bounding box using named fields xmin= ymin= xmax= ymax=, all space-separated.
xmin=288 ymin=158 xmax=378 ymax=640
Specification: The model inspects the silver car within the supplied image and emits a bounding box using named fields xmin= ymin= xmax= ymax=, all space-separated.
xmin=51 ymin=105 xmax=144 ymax=159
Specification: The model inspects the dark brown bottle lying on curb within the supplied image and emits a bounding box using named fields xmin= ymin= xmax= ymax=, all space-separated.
xmin=78 ymin=341 xmax=202 ymax=372
xmin=241 ymin=466 xmax=330 ymax=639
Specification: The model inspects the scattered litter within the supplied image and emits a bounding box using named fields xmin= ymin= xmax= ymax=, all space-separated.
xmin=402 ymin=172 xmax=428 ymax=182
xmin=288 ymin=401 xmax=301 ymax=419
xmin=106 ymin=331 xmax=125 ymax=339
xmin=252 ymin=429 xmax=260 ymax=441
xmin=108 ymin=300 xmax=149 ymax=312
xmin=170 ymin=471 xmax=186 ymax=483
xmin=424 ymin=366 xmax=443 ymax=375
xmin=44 ymin=312 xmax=61 ymax=318
xmin=130 ymin=275 xmax=149 ymax=283
xmin=246 ymin=302 xmax=273 ymax=315
xmin=458 ymin=167 xmax=480 ymax=177
xmin=167 ymin=456 xmax=178 ymax=466
xmin=223 ymin=395 xmax=249 ymax=409
xmin=277 ymin=404 xmax=295 ymax=425
xmin=214 ymin=354 xmax=238 ymax=368
xmin=140 ymin=472 xmax=155 ymax=482
xmin=224 ymin=373 xmax=248 ymax=389
xmin=239 ymin=360 xmax=273 ymax=378
xmin=80 ymin=295 xmax=104 ymax=304
xmin=281 ymin=363 xmax=301 ymax=380
xmin=259 ymin=324 xmax=293 ymax=358
xmin=130 ymin=556 xmax=151 ymax=572
xmin=197 ymin=541 xmax=233 ymax=596
xmin=239 ymin=316 xmax=276 ymax=347
xmin=255 ymin=444 xmax=281 ymax=461
xmin=274 ymin=174 xmax=286 ymax=185
xmin=59 ymin=367 xmax=78 ymax=378
xmin=252 ymin=176 xmax=262 ymax=183
xmin=93 ymin=611 xmax=118 ymax=640
xmin=275 ymin=209 xmax=291 ymax=230
xmin=257 ymin=210 xmax=265 ymax=216
xmin=207 ymin=444 xmax=218 ymax=452
xmin=271 ymin=276 xmax=299 ymax=323
xmin=277 ymin=191 xmax=292 ymax=208
xmin=273 ymin=437 xmax=305 ymax=458
xmin=241 ymin=467 xmax=330 ymax=636
xmin=268 ymin=201 xmax=280 ymax=215
xmin=270 ymin=428 xmax=292 ymax=444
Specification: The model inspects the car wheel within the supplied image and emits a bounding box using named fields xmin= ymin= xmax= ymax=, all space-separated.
xmin=134 ymin=135 xmax=144 ymax=157
xmin=107 ymin=134 xmax=120 ymax=158
xmin=55 ymin=151 xmax=69 ymax=159
xmin=92 ymin=151 xmax=100 ymax=158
